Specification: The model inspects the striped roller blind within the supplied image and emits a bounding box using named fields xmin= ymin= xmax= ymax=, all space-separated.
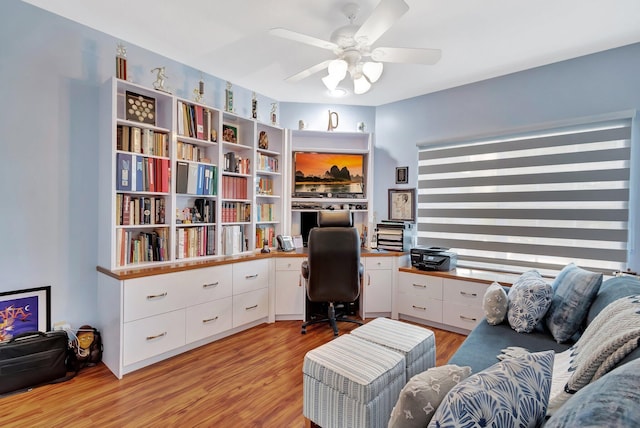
xmin=417 ymin=118 xmax=632 ymax=275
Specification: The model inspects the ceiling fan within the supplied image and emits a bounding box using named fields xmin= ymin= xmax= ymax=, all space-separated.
xmin=269 ymin=0 xmax=441 ymax=94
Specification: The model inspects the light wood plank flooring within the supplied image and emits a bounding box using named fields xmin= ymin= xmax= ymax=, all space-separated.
xmin=0 ymin=320 xmax=465 ymax=427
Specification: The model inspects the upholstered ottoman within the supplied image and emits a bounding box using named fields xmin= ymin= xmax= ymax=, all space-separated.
xmin=351 ymin=317 xmax=436 ymax=380
xmin=303 ymin=334 xmax=406 ymax=428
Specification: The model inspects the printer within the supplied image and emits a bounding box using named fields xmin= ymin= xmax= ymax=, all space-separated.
xmin=410 ymin=246 xmax=457 ymax=271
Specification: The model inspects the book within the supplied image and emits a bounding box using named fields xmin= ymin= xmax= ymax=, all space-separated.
xmin=176 ymin=161 xmax=189 ymax=194
xmin=131 ymin=127 xmax=142 ymax=153
xmin=196 ymin=164 xmax=204 ymax=195
xmin=187 ymin=163 xmax=198 ymax=195
xmin=195 ymin=105 xmax=204 ymax=140
xmin=116 ymin=153 xmax=132 ymax=191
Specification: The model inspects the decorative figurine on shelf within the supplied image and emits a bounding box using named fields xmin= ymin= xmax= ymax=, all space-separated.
xmin=252 ymin=92 xmax=258 ymax=119
xmin=151 ymin=67 xmax=170 ymax=93
xmin=258 ymin=131 xmax=269 ymax=150
xmin=193 ymin=77 xmax=204 ymax=103
xmin=260 ymin=239 xmax=270 ymax=253
xmin=225 ymin=81 xmax=234 ymax=112
xmin=270 ymin=103 xmax=278 ymax=125
xmin=327 ymin=110 xmax=339 ymax=131
xmin=116 ymin=43 xmax=127 ymax=80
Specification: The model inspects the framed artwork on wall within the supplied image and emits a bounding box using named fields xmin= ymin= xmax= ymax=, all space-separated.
xmin=0 ymin=286 xmax=51 ymax=342
xmin=388 ymin=188 xmax=416 ymax=222
xmin=396 ymin=166 xmax=409 ymax=184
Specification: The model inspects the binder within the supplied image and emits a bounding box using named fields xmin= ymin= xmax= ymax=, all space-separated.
xmin=176 ymin=161 xmax=189 ymax=194
xmin=116 ymin=153 xmax=132 ymax=191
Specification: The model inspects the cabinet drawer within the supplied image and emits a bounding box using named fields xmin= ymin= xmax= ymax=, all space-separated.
xmin=183 ymin=264 xmax=233 ymax=304
xmin=398 ymin=293 xmax=443 ymax=323
xmin=275 ymin=257 xmax=305 ymax=271
xmin=123 ymin=309 xmax=186 ymax=366
xmin=233 ymin=259 xmax=269 ymax=295
xmin=365 ymin=257 xmax=394 ymax=270
xmin=233 ymin=288 xmax=269 ymax=327
xmin=443 ymin=279 xmax=489 ymax=306
xmin=124 ymin=274 xmax=186 ymax=322
xmin=443 ymin=301 xmax=485 ymax=330
xmin=398 ymin=273 xmax=443 ymax=300
xmin=186 ymin=296 xmax=233 ymax=343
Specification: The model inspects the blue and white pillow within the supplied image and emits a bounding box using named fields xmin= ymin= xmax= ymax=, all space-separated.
xmin=545 ymin=263 xmax=603 ymax=343
xmin=507 ymin=270 xmax=553 ymax=333
xmin=428 ymin=351 xmax=554 ymax=428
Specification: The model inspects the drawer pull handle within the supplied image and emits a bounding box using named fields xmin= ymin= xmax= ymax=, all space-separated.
xmin=412 ymin=305 xmax=427 ymax=311
xmin=460 ymin=315 xmax=477 ymax=322
xmin=412 ymin=284 xmax=427 ymax=288
xmin=460 ymin=291 xmax=478 ymax=297
xmin=203 ymin=316 xmax=219 ymax=323
xmin=245 ymin=274 xmax=259 ymax=279
xmin=245 ymin=304 xmax=258 ymax=311
xmin=146 ymin=292 xmax=167 ymax=300
xmin=146 ymin=332 xmax=167 ymax=341
xmin=203 ymin=282 xmax=219 ymax=288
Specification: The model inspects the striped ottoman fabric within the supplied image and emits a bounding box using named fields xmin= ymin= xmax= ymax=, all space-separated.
xmin=350 ymin=317 xmax=436 ymax=380
xmin=303 ymin=334 xmax=405 ymax=428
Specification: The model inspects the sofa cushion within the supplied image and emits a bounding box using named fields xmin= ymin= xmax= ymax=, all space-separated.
xmin=429 ymin=351 xmax=554 ymax=428
xmin=507 ymin=270 xmax=553 ymax=333
xmin=545 ymin=358 xmax=640 ymax=427
xmin=388 ymin=364 xmax=471 ymax=428
xmin=482 ymin=282 xmax=508 ymax=325
xmin=545 ymin=263 xmax=602 ymax=343
xmin=587 ymin=276 xmax=640 ymax=325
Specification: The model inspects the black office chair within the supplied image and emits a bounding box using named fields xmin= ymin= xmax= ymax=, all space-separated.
xmin=301 ymin=210 xmax=363 ymax=336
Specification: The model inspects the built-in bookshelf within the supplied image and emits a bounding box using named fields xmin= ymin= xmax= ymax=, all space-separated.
xmin=99 ymin=77 xmax=286 ymax=269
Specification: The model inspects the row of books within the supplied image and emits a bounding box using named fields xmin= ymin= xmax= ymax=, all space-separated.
xmin=221 ymin=225 xmax=247 ymax=255
xmin=176 ymin=140 xmax=212 ymax=163
xmin=116 ymin=228 xmax=169 ymax=267
xmin=177 ymin=101 xmax=216 ymax=142
xmin=176 ymin=162 xmax=217 ymax=195
xmin=176 ymin=225 xmax=216 ymax=259
xmin=223 ymin=152 xmax=250 ymax=174
xmin=116 ymin=153 xmax=170 ymax=193
xmin=256 ymin=153 xmax=279 ymax=173
xmin=256 ymin=177 xmax=274 ymax=195
xmin=256 ymin=225 xmax=275 ymax=249
xmin=221 ymin=202 xmax=251 ymax=223
xmin=221 ymin=175 xmax=247 ymax=199
xmin=117 ymin=125 xmax=169 ymax=157
xmin=116 ymin=194 xmax=166 ymax=226
xmin=255 ymin=203 xmax=275 ymax=222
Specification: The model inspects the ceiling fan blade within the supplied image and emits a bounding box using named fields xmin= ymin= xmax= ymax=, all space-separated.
xmin=285 ymin=60 xmax=333 ymax=83
xmin=371 ymin=47 xmax=442 ymax=65
xmin=269 ymin=28 xmax=337 ymax=51
xmin=354 ymin=0 xmax=409 ymax=46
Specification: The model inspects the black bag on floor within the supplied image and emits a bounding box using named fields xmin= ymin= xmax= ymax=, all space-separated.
xmin=0 ymin=330 xmax=70 ymax=396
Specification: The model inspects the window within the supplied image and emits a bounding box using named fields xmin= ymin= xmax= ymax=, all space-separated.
xmin=417 ymin=117 xmax=633 ymax=275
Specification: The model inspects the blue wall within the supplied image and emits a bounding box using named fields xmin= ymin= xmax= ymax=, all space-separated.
xmin=1 ymin=0 xmax=638 ymax=327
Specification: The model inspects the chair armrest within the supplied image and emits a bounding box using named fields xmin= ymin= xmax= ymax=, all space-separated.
xmin=301 ymin=260 xmax=309 ymax=280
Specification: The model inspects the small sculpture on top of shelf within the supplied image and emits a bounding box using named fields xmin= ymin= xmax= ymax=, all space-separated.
xmin=151 ymin=67 xmax=170 ymax=93
xmin=225 ymin=81 xmax=234 ymax=112
xmin=260 ymin=239 xmax=271 ymax=253
xmin=327 ymin=110 xmax=339 ymax=131
xmin=251 ymin=92 xmax=258 ymax=119
xmin=193 ymin=77 xmax=204 ymax=103
xmin=258 ymin=131 xmax=269 ymax=150
xmin=357 ymin=121 xmax=366 ymax=132
xmin=270 ymin=103 xmax=278 ymax=125
xmin=116 ymin=43 xmax=127 ymax=81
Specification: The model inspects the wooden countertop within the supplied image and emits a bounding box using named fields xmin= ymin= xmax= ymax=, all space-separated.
xmin=398 ymin=266 xmax=528 ymax=286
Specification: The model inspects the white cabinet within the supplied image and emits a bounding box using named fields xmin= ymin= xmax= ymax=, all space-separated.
xmin=442 ymin=279 xmax=489 ymax=331
xmin=274 ymin=257 xmax=305 ymax=320
xmin=363 ymin=257 xmax=394 ymax=317
xmin=397 ymin=271 xmax=443 ymax=324
xmin=123 ymin=309 xmax=186 ymax=366
xmin=232 ymin=259 xmax=270 ymax=327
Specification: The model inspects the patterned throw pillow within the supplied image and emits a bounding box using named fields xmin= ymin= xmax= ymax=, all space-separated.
xmin=507 ymin=270 xmax=553 ymax=333
xmin=388 ymin=365 xmax=472 ymax=428
xmin=482 ymin=282 xmax=508 ymax=325
xmin=545 ymin=358 xmax=640 ymax=427
xmin=545 ymin=263 xmax=603 ymax=343
xmin=428 ymin=351 xmax=554 ymax=428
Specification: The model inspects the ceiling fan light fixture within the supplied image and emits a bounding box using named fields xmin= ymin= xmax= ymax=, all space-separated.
xmin=327 ymin=59 xmax=348 ymax=79
xmin=362 ymin=61 xmax=383 ymax=83
xmin=322 ymin=73 xmax=342 ymax=91
xmin=353 ymin=75 xmax=371 ymax=94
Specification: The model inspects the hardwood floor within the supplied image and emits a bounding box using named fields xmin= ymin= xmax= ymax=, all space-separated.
xmin=0 ymin=320 xmax=465 ymax=427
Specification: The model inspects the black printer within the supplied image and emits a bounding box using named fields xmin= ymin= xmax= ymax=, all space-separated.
xmin=410 ymin=246 xmax=457 ymax=271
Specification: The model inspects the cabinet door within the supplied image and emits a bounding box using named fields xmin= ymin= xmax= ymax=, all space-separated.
xmin=364 ymin=269 xmax=393 ymax=315
xmin=123 ymin=309 xmax=186 ymax=366
xmin=233 ymin=288 xmax=269 ymax=327
xmin=397 ymin=272 xmax=443 ymax=323
xmin=183 ymin=264 xmax=233 ymax=304
xmin=186 ymin=297 xmax=233 ymax=343
xmin=442 ymin=279 xmax=489 ymax=331
xmin=233 ymin=259 xmax=269 ymax=295
xmin=124 ymin=273 xmax=187 ymax=322
xmin=275 ymin=258 xmax=305 ymax=318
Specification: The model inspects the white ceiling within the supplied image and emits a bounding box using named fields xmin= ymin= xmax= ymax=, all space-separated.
xmin=21 ymin=0 xmax=640 ymax=106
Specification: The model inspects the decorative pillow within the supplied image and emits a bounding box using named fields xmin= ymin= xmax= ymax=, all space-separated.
xmin=388 ymin=365 xmax=472 ymax=428
xmin=428 ymin=351 xmax=554 ymax=428
xmin=507 ymin=270 xmax=553 ymax=333
xmin=482 ymin=281 xmax=508 ymax=325
xmin=545 ymin=359 xmax=640 ymax=427
xmin=545 ymin=263 xmax=603 ymax=343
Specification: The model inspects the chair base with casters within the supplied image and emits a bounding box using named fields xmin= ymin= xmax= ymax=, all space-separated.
xmin=301 ymin=301 xmax=363 ymax=336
